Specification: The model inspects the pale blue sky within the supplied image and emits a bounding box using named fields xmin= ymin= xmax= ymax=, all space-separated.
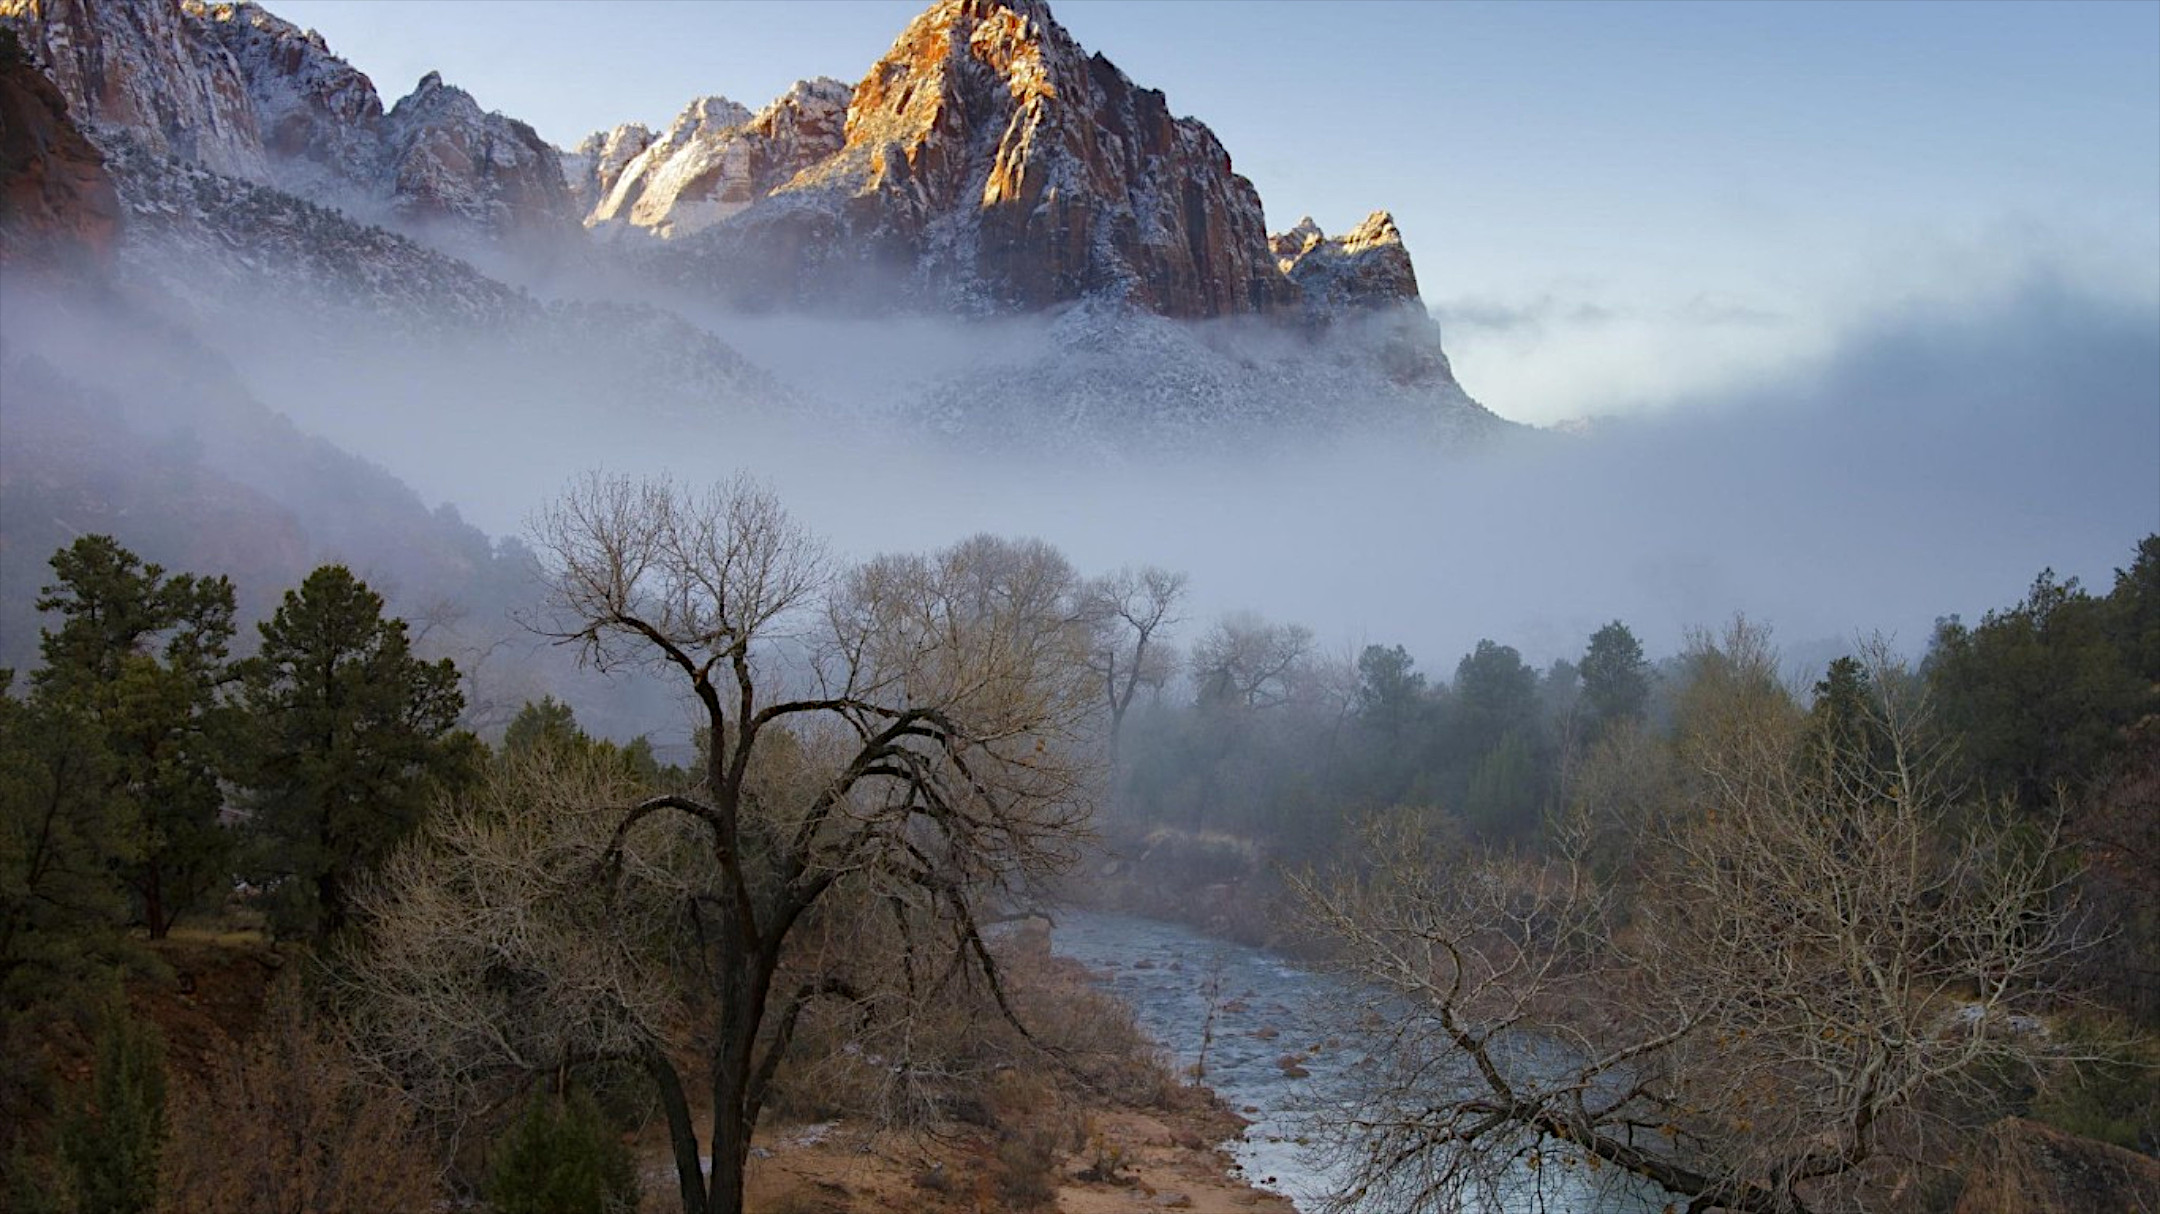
xmin=270 ymin=0 xmax=2159 ymax=423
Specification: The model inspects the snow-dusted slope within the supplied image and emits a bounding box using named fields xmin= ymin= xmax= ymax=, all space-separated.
xmin=1 ymin=0 xmax=579 ymax=255
xmin=891 ymin=299 xmax=1508 ymax=455
xmin=584 ymin=80 xmax=848 ymax=243
xmin=94 ymin=128 xmax=790 ymax=431
xmin=379 ymin=70 xmax=577 ymax=250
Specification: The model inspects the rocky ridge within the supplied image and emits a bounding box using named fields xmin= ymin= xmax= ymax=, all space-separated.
xmin=0 ymin=0 xmax=576 ymax=251
xmin=1272 ymin=211 xmax=1422 ymax=321
xmin=376 ymin=69 xmax=575 ymax=249
xmin=629 ymin=0 xmax=1298 ymax=318
xmin=583 ymin=80 xmax=849 ymax=243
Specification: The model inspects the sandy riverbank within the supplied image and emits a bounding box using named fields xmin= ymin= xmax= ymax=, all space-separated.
xmin=732 ymin=1091 xmax=1299 ymax=1213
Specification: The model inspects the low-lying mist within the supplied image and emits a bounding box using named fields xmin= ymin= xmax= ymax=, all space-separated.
xmin=7 ymin=262 xmax=2153 ymax=736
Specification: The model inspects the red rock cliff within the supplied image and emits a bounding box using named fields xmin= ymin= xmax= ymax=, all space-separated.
xmin=0 ymin=27 xmax=119 ymax=273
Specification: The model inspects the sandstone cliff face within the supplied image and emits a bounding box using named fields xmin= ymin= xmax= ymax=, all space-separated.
xmin=0 ymin=0 xmax=266 ymax=179
xmin=1272 ymin=211 xmax=1422 ymax=320
xmin=648 ymin=0 xmax=1298 ymax=318
xmin=381 ymin=71 xmax=576 ymax=245
xmin=585 ymin=83 xmax=850 ymax=242
xmin=0 ymin=0 xmax=575 ymax=252
xmin=566 ymin=121 xmax=651 ymax=216
xmin=0 ymin=29 xmax=119 ymax=271
xmin=183 ymin=1 xmax=379 ymax=190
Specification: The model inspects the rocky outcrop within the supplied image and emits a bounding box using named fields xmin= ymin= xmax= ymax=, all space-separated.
xmin=380 ymin=70 xmax=576 ymax=246
xmin=1272 ymin=211 xmax=1421 ymax=321
xmin=182 ymin=1 xmax=379 ymax=191
xmin=650 ymin=0 xmax=1299 ymax=317
xmin=0 ymin=0 xmax=266 ymax=179
xmin=0 ymin=27 xmax=119 ymax=272
xmin=1 ymin=0 xmax=574 ymax=252
xmin=585 ymin=82 xmax=850 ymax=242
xmin=1953 ymin=1119 xmax=2160 ymax=1214
xmin=565 ymin=121 xmax=650 ymax=216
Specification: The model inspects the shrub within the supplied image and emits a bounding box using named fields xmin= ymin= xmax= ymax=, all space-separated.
xmin=992 ymin=1125 xmax=1062 ymax=1209
xmin=486 ymin=1089 xmax=639 ymax=1214
xmin=158 ymin=985 xmax=440 ymax=1214
xmin=61 ymin=1002 xmax=166 ymax=1214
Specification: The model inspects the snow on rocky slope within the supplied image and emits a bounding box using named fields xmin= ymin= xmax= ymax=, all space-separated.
xmin=1 ymin=0 xmax=578 ymax=253
xmin=4 ymin=0 xmax=1518 ymax=452
xmin=627 ymin=0 xmax=1296 ymax=319
xmin=582 ymin=80 xmax=849 ymax=243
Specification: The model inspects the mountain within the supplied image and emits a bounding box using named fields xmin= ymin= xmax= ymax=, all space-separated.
xmin=612 ymin=0 xmax=1296 ymax=319
xmin=0 ymin=0 xmax=577 ymax=256
xmin=3 ymin=0 xmax=1513 ymax=465
xmin=564 ymin=0 xmax=1508 ymax=440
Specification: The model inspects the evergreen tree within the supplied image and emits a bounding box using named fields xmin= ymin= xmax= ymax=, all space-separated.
xmin=237 ymin=566 xmax=475 ymax=942
xmin=1928 ymin=561 xmax=2143 ymax=813
xmin=502 ymin=696 xmax=581 ymax=755
xmin=501 ymin=697 xmax=667 ymax=784
xmin=30 ymin=538 xmax=234 ymax=939
xmin=0 ymin=674 xmax=129 ymax=1006
xmin=1804 ymin=654 xmax=1902 ymax=811
xmin=488 ymin=1089 xmax=639 ymax=1214
xmin=1451 ymin=640 xmax=1540 ymax=756
xmin=1579 ymin=620 xmax=1651 ymax=735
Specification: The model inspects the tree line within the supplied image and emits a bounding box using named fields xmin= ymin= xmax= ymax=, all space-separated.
xmin=4 ymin=493 xmax=2152 ymax=1214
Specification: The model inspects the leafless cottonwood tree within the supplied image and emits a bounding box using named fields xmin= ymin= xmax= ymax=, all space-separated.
xmin=1078 ymin=565 xmax=1186 ymax=767
xmin=353 ymin=475 xmax=1099 ymax=1214
xmin=1190 ymin=611 xmax=1314 ymax=709
xmin=1295 ymin=658 xmax=2095 ymax=1214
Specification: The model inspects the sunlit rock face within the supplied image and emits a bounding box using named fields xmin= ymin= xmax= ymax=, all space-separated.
xmin=0 ymin=37 xmax=120 ymax=272
xmin=565 ymin=122 xmax=649 ymax=216
xmin=1 ymin=0 xmax=576 ymax=253
xmin=584 ymin=81 xmax=848 ymax=242
xmin=184 ymin=1 xmax=378 ymax=187
xmin=380 ymin=70 xmax=577 ymax=246
xmin=1272 ymin=211 xmax=1422 ymax=321
xmin=0 ymin=0 xmax=268 ymax=179
xmin=641 ymin=0 xmax=1302 ymax=317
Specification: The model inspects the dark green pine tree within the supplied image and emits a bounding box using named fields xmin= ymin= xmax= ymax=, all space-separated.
xmin=1927 ymin=557 xmax=2146 ymax=814
xmin=1805 ymin=655 xmax=1899 ymax=804
xmin=238 ymin=566 xmax=476 ymax=942
xmin=1579 ymin=620 xmax=1651 ymax=736
xmin=31 ymin=537 xmax=235 ymax=940
xmin=0 ymin=672 xmax=128 ymax=1008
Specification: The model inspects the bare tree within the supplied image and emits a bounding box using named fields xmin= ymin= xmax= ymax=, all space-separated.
xmin=1294 ymin=655 xmax=2095 ymax=1214
xmin=1190 ymin=611 xmax=1314 ymax=710
xmin=1078 ymin=565 xmax=1187 ymax=767
xmin=352 ymin=476 xmax=1099 ymax=1214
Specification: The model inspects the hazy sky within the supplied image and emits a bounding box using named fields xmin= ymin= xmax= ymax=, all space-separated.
xmin=267 ymin=0 xmax=2159 ymax=426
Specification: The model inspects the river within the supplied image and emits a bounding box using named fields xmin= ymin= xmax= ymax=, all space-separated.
xmin=1050 ymin=909 xmax=1671 ymax=1214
